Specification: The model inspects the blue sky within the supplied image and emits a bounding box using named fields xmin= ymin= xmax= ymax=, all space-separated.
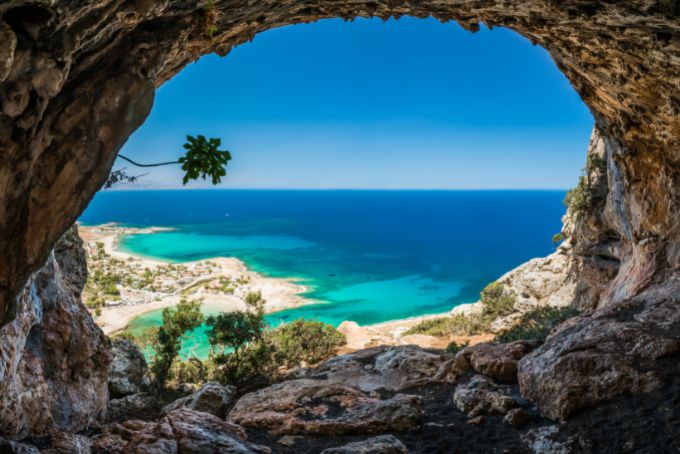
xmin=115 ymin=17 xmax=593 ymax=189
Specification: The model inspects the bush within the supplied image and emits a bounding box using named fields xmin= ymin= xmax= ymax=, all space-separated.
xmin=480 ymin=282 xmax=516 ymax=318
xmin=148 ymin=299 xmax=204 ymax=390
xmin=445 ymin=340 xmax=469 ymax=354
xmin=170 ymin=357 xmax=208 ymax=386
xmin=405 ymin=282 xmax=515 ymax=338
xmin=495 ymin=306 xmax=578 ymax=343
xmin=267 ymin=319 xmax=346 ymax=368
xmin=405 ymin=312 xmax=491 ymax=337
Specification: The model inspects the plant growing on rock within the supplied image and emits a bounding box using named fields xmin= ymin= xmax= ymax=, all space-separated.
xmin=564 ymin=153 xmax=607 ymax=216
xmin=495 ymin=306 xmax=579 ymax=343
xmin=405 ymin=282 xmax=516 ymax=337
xmin=479 ymin=281 xmax=516 ymax=318
xmin=149 ymin=299 xmax=204 ymax=390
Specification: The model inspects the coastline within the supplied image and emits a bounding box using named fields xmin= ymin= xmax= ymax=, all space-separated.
xmin=80 ymin=223 xmax=314 ymax=334
xmin=80 ymin=223 xmax=480 ymax=350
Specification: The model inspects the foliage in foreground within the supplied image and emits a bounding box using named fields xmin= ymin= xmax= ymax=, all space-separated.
xmin=405 ymin=281 xmax=517 ymax=337
xmin=107 ymin=134 xmax=231 ymax=188
xmin=138 ymin=291 xmax=346 ymax=390
xmin=494 ymin=305 xmax=579 ymax=343
xmin=148 ymin=299 xmax=204 ymax=390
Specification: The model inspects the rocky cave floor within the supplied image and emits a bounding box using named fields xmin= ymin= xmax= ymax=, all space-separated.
xmin=233 ymin=372 xmax=680 ymax=453
xmin=16 ymin=342 xmax=680 ymax=453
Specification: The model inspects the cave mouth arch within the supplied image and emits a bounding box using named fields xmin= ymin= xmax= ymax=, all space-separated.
xmin=1 ymin=0 xmax=680 ymax=438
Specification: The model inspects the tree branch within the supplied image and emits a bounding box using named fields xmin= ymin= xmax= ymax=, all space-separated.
xmin=117 ymin=154 xmax=180 ymax=167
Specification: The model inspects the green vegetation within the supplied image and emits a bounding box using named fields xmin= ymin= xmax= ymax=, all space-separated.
xmin=216 ymin=277 xmax=234 ymax=294
xmin=552 ymin=232 xmax=564 ymax=245
xmin=445 ymin=340 xmax=469 ymax=354
xmin=495 ymin=306 xmax=578 ymax=343
xmin=148 ymin=299 xmax=204 ymax=390
xmin=201 ymin=0 xmax=219 ymax=38
xmin=267 ymin=319 xmax=346 ymax=369
xmin=179 ymin=135 xmax=231 ymax=185
xmin=405 ymin=281 xmax=516 ymax=337
xmin=205 ymin=291 xmax=345 ymax=387
xmin=564 ymin=153 xmax=607 ymax=216
xmin=137 ymin=292 xmax=346 ymax=390
xmin=108 ymin=134 xmax=231 ymax=188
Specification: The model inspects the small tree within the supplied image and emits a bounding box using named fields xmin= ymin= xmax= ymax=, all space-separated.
xmin=205 ymin=291 xmax=268 ymax=384
xmin=106 ymin=135 xmax=231 ymax=188
xmin=267 ymin=319 xmax=346 ymax=368
xmin=149 ymin=299 xmax=204 ymax=390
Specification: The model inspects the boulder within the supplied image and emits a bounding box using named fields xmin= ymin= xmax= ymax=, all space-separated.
xmin=108 ymin=338 xmax=148 ymax=398
xmin=0 ymin=226 xmax=111 ymax=438
xmin=162 ymin=381 xmax=236 ymax=418
xmin=521 ymin=425 xmax=591 ymax=454
xmin=312 ymin=345 xmax=465 ymax=392
xmin=504 ymin=408 xmax=531 ymax=428
xmin=41 ymin=433 xmax=92 ymax=454
xmin=321 ymin=435 xmax=409 ymax=454
xmin=105 ymin=393 xmax=158 ymax=423
xmin=229 ymin=378 xmax=422 ymax=436
xmin=92 ymin=408 xmax=270 ymax=453
xmin=518 ymin=288 xmax=680 ymax=421
xmin=0 ymin=438 xmax=39 ymax=454
xmin=459 ymin=340 xmax=538 ymax=383
xmin=452 ymin=375 xmax=518 ymax=418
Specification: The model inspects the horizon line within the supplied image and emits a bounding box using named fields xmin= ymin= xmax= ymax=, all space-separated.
xmin=103 ymin=187 xmax=571 ymax=192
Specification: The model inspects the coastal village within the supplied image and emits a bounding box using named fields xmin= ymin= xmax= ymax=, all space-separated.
xmin=79 ymin=223 xmax=461 ymax=349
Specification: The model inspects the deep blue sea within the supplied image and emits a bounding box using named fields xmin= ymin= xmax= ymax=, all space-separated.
xmin=80 ymin=190 xmax=565 ymax=356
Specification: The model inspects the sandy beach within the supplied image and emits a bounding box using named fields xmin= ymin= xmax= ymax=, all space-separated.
xmin=80 ymin=224 xmax=314 ymax=334
xmin=80 ymin=223 xmax=483 ymax=350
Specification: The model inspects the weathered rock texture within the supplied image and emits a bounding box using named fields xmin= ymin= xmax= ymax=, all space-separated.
xmin=93 ymin=408 xmax=271 ymax=453
xmin=108 ymin=338 xmax=148 ymax=398
xmin=320 ymin=435 xmax=409 ymax=454
xmin=1 ymin=0 xmax=680 ymax=436
xmin=162 ymin=381 xmax=236 ymax=418
xmin=0 ymin=225 xmax=110 ymax=439
xmin=229 ymin=378 xmax=423 ymax=436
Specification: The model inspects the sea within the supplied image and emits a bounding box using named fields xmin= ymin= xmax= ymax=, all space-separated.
xmin=80 ymin=189 xmax=566 ymax=358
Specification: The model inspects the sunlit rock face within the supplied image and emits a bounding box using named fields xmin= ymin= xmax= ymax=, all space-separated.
xmin=0 ymin=225 xmax=111 ymax=439
xmin=0 ymin=0 xmax=679 ymax=436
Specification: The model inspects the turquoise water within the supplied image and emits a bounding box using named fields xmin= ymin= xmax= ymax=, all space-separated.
xmin=81 ymin=190 xmax=566 ymax=358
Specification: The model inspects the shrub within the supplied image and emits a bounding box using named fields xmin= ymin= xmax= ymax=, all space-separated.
xmin=445 ymin=340 xmax=469 ymax=354
xmin=244 ymin=291 xmax=264 ymax=308
xmin=170 ymin=357 xmax=208 ymax=386
xmin=405 ymin=282 xmax=515 ymax=337
xmin=206 ymin=310 xmax=266 ymax=357
xmin=564 ymin=153 xmax=607 ymax=215
xmin=148 ymin=299 xmax=204 ymax=390
xmin=267 ymin=319 xmax=346 ymax=368
xmin=495 ymin=306 xmax=578 ymax=343
xmin=405 ymin=312 xmax=492 ymax=337
xmin=210 ymin=340 xmax=276 ymax=388
xmin=480 ymin=282 xmax=516 ymax=318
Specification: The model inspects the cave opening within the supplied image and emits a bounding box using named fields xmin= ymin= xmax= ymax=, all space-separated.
xmin=1 ymin=2 xmax=679 ymax=447
xmin=79 ymin=17 xmax=593 ymax=358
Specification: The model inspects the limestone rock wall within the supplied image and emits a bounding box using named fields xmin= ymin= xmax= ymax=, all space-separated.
xmin=0 ymin=225 xmax=111 ymax=439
